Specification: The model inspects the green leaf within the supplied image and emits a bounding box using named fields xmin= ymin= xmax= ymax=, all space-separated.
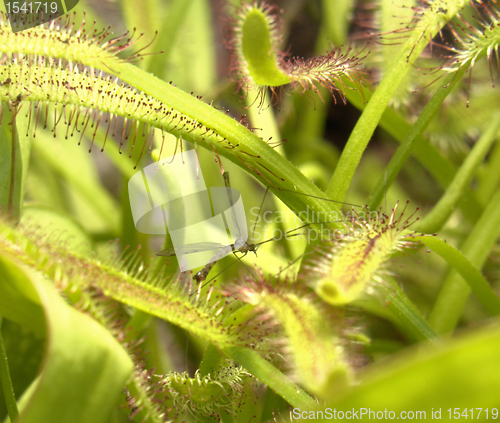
xmin=0 ymin=320 xmax=44 ymax=422
xmin=32 ymin=130 xmax=120 ymax=235
xmin=416 ymin=111 xmax=500 ymax=233
xmin=167 ymin=0 xmax=216 ymax=93
xmin=322 ymin=0 xmax=354 ymax=46
xmin=20 ymin=206 xmax=93 ymax=257
xmin=241 ymin=7 xmax=291 ymax=87
xmin=0 ymin=253 xmax=133 ymax=423
xmin=327 ymin=0 xmax=469 ymax=203
xmin=429 ymin=187 xmax=500 ymax=333
xmin=0 ymin=103 xmax=22 ymax=222
xmin=367 ymin=67 xmax=468 ymax=211
xmin=0 ymin=255 xmax=45 ymax=336
xmin=224 ymin=347 xmax=316 ymax=410
xmin=415 ymin=236 xmax=500 ymax=317
xmin=0 ymin=318 xmax=19 ymax=422
xmin=327 ymin=320 xmax=500 ymax=410
xmin=146 ymin=0 xmax=194 ymax=76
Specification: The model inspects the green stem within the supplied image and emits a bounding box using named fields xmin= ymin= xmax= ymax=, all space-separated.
xmin=415 ymin=236 xmax=500 ymax=317
xmin=346 ymin=83 xmax=482 ymax=222
xmin=0 ymin=318 xmax=19 ymax=422
xmin=326 ymin=0 xmax=467 ymax=203
xmin=115 ymin=63 xmax=344 ymax=227
xmin=347 ymin=88 xmax=455 ymax=189
xmin=0 ymin=103 xmax=21 ymax=224
xmin=428 ymin=188 xmax=500 ymax=333
xmin=416 ymin=113 xmax=500 ymax=233
xmin=376 ymin=278 xmax=437 ymax=342
xmin=0 ymin=25 xmax=343 ymax=229
xmin=146 ymin=0 xmax=194 ymax=76
xmin=368 ymin=67 xmax=467 ymax=210
xmin=199 ymin=344 xmax=223 ymax=378
xmin=224 ymin=346 xmax=316 ymax=409
xmin=477 ymin=133 xmax=500 ymax=205
xmin=7 ymin=105 xmax=17 ymax=221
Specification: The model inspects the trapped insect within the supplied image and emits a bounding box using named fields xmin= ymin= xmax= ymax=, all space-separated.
xmin=157 ymin=172 xmax=283 ymax=283
xmin=157 ymin=171 xmax=365 ymax=285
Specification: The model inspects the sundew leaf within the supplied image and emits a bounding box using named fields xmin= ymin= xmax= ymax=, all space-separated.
xmin=225 ymin=281 xmax=350 ymax=398
xmin=0 ymin=253 xmax=133 ymax=423
xmin=0 ymin=220 xmax=262 ymax=351
xmin=0 ymin=14 xmax=350 ymax=233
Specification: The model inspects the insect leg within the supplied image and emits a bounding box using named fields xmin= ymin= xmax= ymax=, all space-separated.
xmin=223 ymin=171 xmax=240 ymax=234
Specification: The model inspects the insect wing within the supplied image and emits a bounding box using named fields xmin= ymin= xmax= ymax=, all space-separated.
xmin=157 ymin=242 xmax=227 ymax=256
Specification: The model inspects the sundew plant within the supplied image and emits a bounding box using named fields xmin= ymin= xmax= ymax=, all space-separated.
xmin=1 ymin=0 xmax=500 ymax=422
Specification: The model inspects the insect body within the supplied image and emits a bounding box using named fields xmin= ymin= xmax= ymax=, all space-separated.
xmin=157 ymin=171 xmax=261 ymax=282
xmin=192 ymin=238 xmax=257 ymax=282
xmin=157 ymin=236 xmax=276 ymax=282
xmin=156 ymin=171 xmax=367 ymax=284
xmin=157 ymin=220 xmax=323 ymax=283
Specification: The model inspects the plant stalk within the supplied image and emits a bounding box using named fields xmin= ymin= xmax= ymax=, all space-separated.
xmin=0 ymin=317 xmax=19 ymax=422
xmin=429 ymin=188 xmax=500 ymax=333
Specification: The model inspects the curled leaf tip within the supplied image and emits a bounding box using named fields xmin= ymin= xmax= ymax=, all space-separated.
xmin=225 ymin=1 xmax=367 ymax=104
xmin=301 ymin=202 xmax=427 ymax=306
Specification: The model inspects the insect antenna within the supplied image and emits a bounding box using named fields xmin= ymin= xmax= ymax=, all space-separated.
xmin=202 ymin=218 xmax=343 ymax=291
xmin=277 ymin=187 xmax=370 ymax=210
xmin=222 ymin=171 xmax=241 ymax=236
xmin=250 ymin=186 xmax=270 ymax=242
xmin=267 ymin=252 xmax=311 ymax=283
xmin=192 ymin=173 xmax=269 ymax=291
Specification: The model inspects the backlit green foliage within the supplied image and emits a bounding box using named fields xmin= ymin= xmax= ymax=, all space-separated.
xmin=1 ymin=0 xmax=500 ymax=422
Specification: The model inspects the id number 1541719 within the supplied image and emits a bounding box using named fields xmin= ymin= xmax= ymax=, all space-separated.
xmin=448 ymin=408 xmax=498 ymax=419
